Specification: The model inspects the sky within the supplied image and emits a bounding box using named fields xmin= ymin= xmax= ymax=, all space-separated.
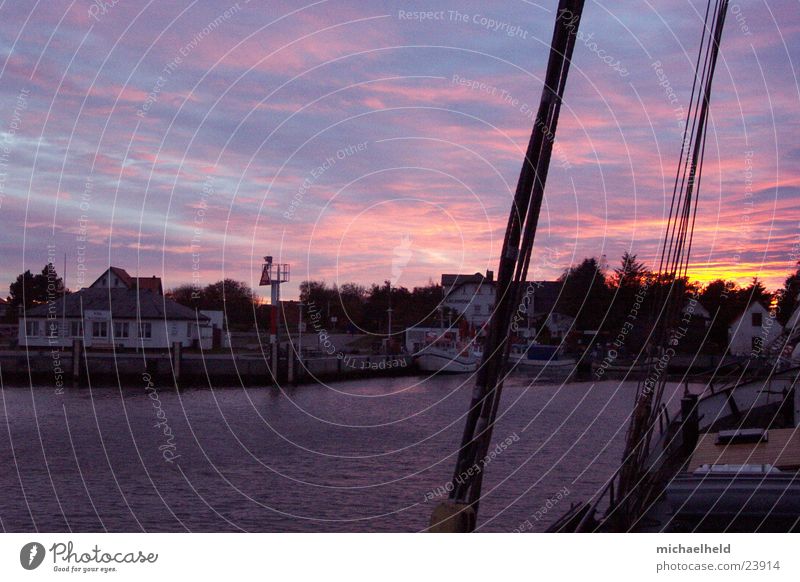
xmin=0 ymin=0 xmax=798 ymax=301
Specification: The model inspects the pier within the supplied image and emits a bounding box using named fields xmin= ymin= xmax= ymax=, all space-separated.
xmin=0 ymin=346 xmax=413 ymax=388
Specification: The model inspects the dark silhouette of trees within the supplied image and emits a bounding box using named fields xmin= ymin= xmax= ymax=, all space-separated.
xmin=8 ymin=263 xmax=66 ymax=313
xmin=167 ymin=279 xmax=257 ymax=329
xmin=297 ymin=279 xmax=443 ymax=333
xmin=556 ymin=257 xmax=612 ymax=330
xmin=738 ymin=277 xmax=771 ymax=307
xmin=612 ymin=251 xmax=649 ymax=288
xmin=776 ymin=264 xmax=800 ymax=326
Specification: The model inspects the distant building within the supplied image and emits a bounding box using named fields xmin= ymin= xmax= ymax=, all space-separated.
xmin=683 ymin=299 xmax=711 ymax=322
xmin=90 ymin=266 xmax=163 ymax=295
xmin=728 ymin=302 xmax=781 ymax=356
xmin=441 ymin=271 xmax=495 ymax=328
xmin=440 ymin=272 xmax=572 ymax=339
xmin=18 ymin=267 xmax=214 ymax=350
xmin=0 ymin=297 xmax=8 ymax=320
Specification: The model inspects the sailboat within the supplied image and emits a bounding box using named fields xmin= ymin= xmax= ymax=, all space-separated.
xmin=549 ymin=0 xmax=800 ymax=533
xmin=429 ymin=0 xmax=798 ymax=533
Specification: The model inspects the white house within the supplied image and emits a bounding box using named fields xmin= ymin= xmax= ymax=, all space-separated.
xmin=728 ymin=302 xmax=781 ymax=357
xmin=90 ymin=266 xmax=163 ymax=294
xmin=19 ymin=267 xmax=214 ymax=350
xmin=440 ymin=273 xmax=573 ymax=338
xmin=441 ymin=272 xmax=496 ymax=329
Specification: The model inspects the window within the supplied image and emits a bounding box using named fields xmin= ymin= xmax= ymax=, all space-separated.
xmin=46 ymin=321 xmax=59 ymax=338
xmin=186 ymin=322 xmax=193 ymax=337
xmin=70 ymin=321 xmax=83 ymax=337
xmin=92 ymin=321 xmax=108 ymax=338
xmin=751 ymin=312 xmax=763 ymax=327
xmin=25 ymin=320 xmax=40 ymax=336
xmin=113 ymin=321 xmax=130 ymax=338
xmin=138 ymin=322 xmax=152 ymax=339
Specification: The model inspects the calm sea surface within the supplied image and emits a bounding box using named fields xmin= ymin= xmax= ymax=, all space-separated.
xmin=0 ymin=375 xmax=688 ymax=532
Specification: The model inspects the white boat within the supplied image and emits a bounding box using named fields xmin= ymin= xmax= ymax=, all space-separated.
xmin=508 ymin=343 xmax=575 ymax=380
xmin=414 ymin=345 xmax=477 ymax=374
xmin=407 ymin=325 xmax=478 ymax=374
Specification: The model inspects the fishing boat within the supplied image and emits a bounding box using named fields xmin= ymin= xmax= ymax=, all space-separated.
xmin=407 ymin=326 xmax=478 ymax=374
xmin=413 ymin=343 xmax=477 ymax=374
xmin=508 ymin=343 xmax=576 ymax=381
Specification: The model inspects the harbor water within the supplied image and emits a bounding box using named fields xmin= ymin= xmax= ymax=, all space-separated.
xmin=0 ymin=376 xmax=687 ymax=532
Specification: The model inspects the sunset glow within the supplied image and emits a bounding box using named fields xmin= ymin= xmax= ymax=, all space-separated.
xmin=1 ymin=1 xmax=797 ymax=298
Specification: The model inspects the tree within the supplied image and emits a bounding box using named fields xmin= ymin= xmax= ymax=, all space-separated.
xmin=9 ymin=263 xmax=66 ymax=311
xmin=776 ymin=264 xmax=800 ymax=325
xmin=201 ymin=279 xmax=256 ymax=327
xmin=556 ymin=257 xmax=611 ymax=329
xmin=612 ymin=251 xmax=649 ymax=289
xmin=700 ymin=279 xmax=738 ymax=350
xmin=166 ymin=284 xmax=200 ymax=308
xmin=738 ymin=277 xmax=771 ymax=307
xmin=168 ymin=279 xmax=258 ymax=328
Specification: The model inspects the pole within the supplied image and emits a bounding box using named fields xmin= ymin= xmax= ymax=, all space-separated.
xmin=298 ymin=302 xmax=303 ymax=356
xmin=298 ymin=302 xmax=303 ymax=380
xmin=430 ymin=0 xmax=586 ymax=532
xmin=271 ymin=279 xmax=280 ymax=383
xmin=62 ymin=252 xmax=67 ymax=343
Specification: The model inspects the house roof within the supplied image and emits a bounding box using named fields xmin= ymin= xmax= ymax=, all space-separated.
xmin=682 ymin=299 xmax=711 ymax=319
xmin=91 ymin=267 xmax=163 ymax=295
xmin=729 ymin=300 xmax=772 ymax=325
xmin=108 ymin=266 xmax=133 ymax=287
xmin=441 ymin=273 xmax=569 ymax=315
xmin=135 ymin=276 xmax=163 ymax=294
xmin=25 ymin=288 xmax=207 ymax=321
xmin=441 ymin=272 xmax=493 ymax=288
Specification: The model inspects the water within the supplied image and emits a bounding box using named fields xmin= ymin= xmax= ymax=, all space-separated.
xmin=0 ymin=376 xmax=687 ymax=532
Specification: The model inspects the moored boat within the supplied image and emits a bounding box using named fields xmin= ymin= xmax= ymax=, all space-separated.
xmin=508 ymin=343 xmax=576 ymax=381
xmin=549 ymin=366 xmax=800 ymax=532
xmin=414 ymin=345 xmax=477 ymax=374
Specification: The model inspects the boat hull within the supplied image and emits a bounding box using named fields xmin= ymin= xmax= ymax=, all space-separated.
xmin=666 ymin=472 xmax=800 ymax=532
xmin=508 ymin=355 xmax=575 ymax=381
xmin=414 ymin=351 xmax=476 ymax=374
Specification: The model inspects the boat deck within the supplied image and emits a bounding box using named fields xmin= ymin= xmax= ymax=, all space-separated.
xmin=689 ymin=428 xmax=800 ymax=472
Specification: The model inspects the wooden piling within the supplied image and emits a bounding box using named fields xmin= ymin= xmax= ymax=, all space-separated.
xmin=172 ymin=341 xmax=182 ymax=384
xmin=71 ymin=338 xmax=82 ymax=383
xmin=288 ymin=345 xmax=295 ymax=384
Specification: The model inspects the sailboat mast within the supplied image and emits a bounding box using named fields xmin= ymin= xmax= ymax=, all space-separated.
xmin=614 ymin=0 xmax=729 ymax=530
xmin=429 ymin=0 xmax=586 ymax=532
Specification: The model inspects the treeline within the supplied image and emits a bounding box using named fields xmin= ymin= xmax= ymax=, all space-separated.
xmin=3 ymin=263 xmax=67 ymax=321
xmin=554 ymin=252 xmax=798 ymax=353
xmin=168 ymin=280 xmax=269 ymax=330
xmin=9 ymin=254 xmax=800 ymax=345
xmin=298 ymin=279 xmax=443 ymax=333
